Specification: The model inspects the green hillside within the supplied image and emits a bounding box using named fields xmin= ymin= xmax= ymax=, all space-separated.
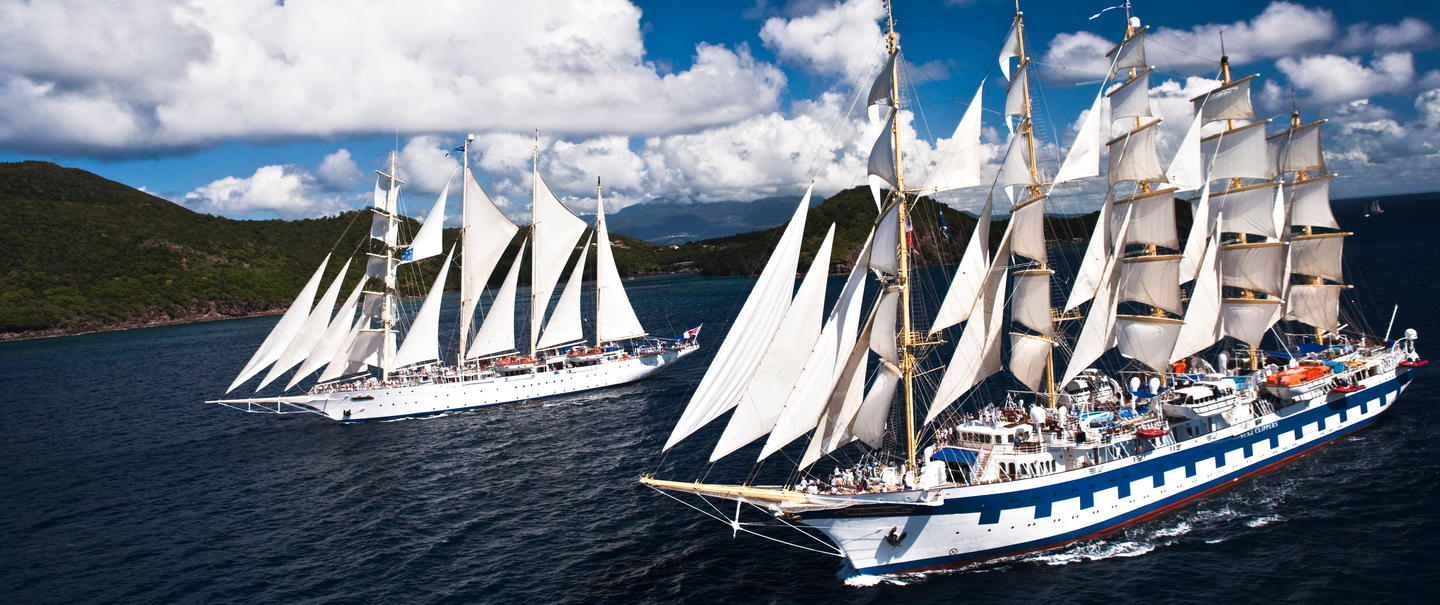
xmin=0 ymin=162 xmax=1102 ymax=339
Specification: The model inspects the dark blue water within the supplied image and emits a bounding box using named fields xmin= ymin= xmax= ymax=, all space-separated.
xmin=4 ymin=197 xmax=1438 ymax=604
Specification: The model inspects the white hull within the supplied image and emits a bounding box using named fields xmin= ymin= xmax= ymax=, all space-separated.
xmin=219 ymin=346 xmax=696 ymax=422
xmin=792 ymin=364 xmax=1414 ymax=576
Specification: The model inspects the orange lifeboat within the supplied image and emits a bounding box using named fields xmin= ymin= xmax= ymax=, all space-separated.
xmin=1264 ymin=361 xmax=1333 ymax=387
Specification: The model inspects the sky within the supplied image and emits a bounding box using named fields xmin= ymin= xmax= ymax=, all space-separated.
xmin=1 ymin=0 xmax=1437 ymax=221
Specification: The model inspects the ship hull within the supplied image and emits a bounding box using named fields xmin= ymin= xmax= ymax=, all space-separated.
xmin=301 ymin=347 xmax=696 ymax=422
xmin=795 ymin=367 xmax=1415 ymax=576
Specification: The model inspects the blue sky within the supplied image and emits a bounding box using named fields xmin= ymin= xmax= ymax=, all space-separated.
xmin=2 ymin=0 xmax=1436 ymax=220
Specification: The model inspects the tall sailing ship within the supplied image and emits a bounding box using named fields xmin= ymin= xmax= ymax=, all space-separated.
xmin=642 ymin=2 xmax=1424 ymax=577
xmin=211 ymin=138 xmax=699 ymax=422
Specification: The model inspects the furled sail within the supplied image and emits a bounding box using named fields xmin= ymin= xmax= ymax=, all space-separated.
xmin=259 ymin=259 xmax=353 ymax=390
xmin=930 ymin=193 xmax=992 ymax=332
xmin=923 ymin=82 xmax=985 ymax=193
xmin=467 ymin=240 xmax=525 ymax=359
xmin=594 ymin=189 xmax=646 ymax=343
xmin=663 ymin=190 xmax=812 ymax=451
xmin=460 ymin=167 xmax=520 ymax=348
xmin=530 ymin=172 xmax=588 ymax=353
xmin=228 ymin=254 xmax=331 ymax=392
xmin=537 ymin=235 xmax=593 ymax=351
xmin=392 ymin=246 xmax=455 ymax=369
xmin=709 ymin=226 xmax=834 ymax=461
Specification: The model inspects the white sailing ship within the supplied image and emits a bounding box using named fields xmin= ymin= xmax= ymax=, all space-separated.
xmin=642 ymin=1 xmax=1423 ymax=577
xmin=211 ymin=139 xmax=699 ymax=422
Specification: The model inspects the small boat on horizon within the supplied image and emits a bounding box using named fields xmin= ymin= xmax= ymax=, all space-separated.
xmin=1365 ymin=199 xmax=1383 ymax=217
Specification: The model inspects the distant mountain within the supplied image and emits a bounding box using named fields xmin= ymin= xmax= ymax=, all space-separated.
xmin=583 ymin=194 xmax=814 ymax=244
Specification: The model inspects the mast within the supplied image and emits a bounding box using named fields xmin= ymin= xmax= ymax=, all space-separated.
xmin=457 ymin=135 xmax=471 ymax=366
xmin=530 ymin=133 xmax=539 ymax=357
xmin=881 ymin=1 xmax=919 ymax=473
xmin=595 ymin=177 xmax=603 ymax=349
xmin=379 ymin=150 xmax=401 ymax=382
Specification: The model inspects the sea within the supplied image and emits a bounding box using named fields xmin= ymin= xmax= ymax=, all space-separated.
xmin=3 ymin=195 xmax=1438 ymax=604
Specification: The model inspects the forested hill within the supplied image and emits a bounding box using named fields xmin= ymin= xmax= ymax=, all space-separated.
xmin=0 ymin=161 xmax=1102 ymax=339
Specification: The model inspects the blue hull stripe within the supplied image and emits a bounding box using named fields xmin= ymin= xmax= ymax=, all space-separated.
xmin=841 ymin=369 xmax=1413 ymax=575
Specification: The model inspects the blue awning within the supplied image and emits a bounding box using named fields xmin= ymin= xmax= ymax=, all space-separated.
xmin=930 ymin=447 xmax=979 ymax=464
xmin=1298 ymin=343 xmax=1326 ymax=354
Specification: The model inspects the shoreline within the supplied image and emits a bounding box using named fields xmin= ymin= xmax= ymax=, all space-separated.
xmin=0 ymin=308 xmax=288 ymax=343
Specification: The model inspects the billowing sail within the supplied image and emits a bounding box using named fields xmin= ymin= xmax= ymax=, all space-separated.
xmin=1053 ymin=89 xmax=1104 ymax=185
xmin=1011 ymin=269 xmax=1054 ymax=336
xmin=999 ymin=131 xmax=1037 ymax=187
xmin=228 ymin=254 xmax=331 ymax=392
xmin=373 ymin=171 xmax=399 ymax=215
xmin=530 ymin=172 xmax=588 ymax=352
xmin=924 ymin=82 xmax=985 ymax=193
xmin=1107 ymin=26 xmax=1146 ymax=71
xmin=930 ymin=194 xmax=991 ymax=332
xmin=927 ymin=229 xmax=1013 ymax=422
xmin=392 ymin=246 xmax=455 ymax=369
xmin=1178 ymin=182 xmax=1214 ymax=282
xmin=1114 ymin=316 xmax=1183 ymax=372
xmin=1010 ymin=193 xmax=1047 ymax=264
xmin=318 ymin=318 xmax=367 ymax=382
xmin=259 ymin=259 xmax=352 ymax=390
xmin=594 ymin=190 xmax=646 ymax=343
xmin=1060 ymin=206 xmax=1134 ymax=387
xmin=1269 ymin=121 xmax=1326 ymax=176
xmin=403 ymin=180 xmax=448 ymax=264
xmin=867 ymin=52 xmax=896 ymax=122
xmin=1221 ymin=242 xmax=1288 ymax=297
xmin=537 ymin=235 xmax=592 ymax=350
xmin=1064 ymin=196 xmax=1111 ymax=311
xmin=1223 ymin=298 xmax=1283 ymax=347
xmin=1192 ymin=75 xmax=1257 ymax=124
xmin=1288 ymin=176 xmax=1340 ymax=229
xmin=1215 ymin=182 xmax=1285 ymax=240
xmin=998 ymin=19 xmax=1020 ymax=81
xmin=1167 ymin=113 xmax=1205 ymax=191
xmin=1118 ymin=255 xmax=1183 ymax=315
xmin=1202 ymin=121 xmax=1275 ymax=182
xmin=868 ymin=111 xmax=899 ymax=209
xmin=460 ymin=168 xmax=520 ymax=348
xmin=712 ymin=226 xmax=835 ymax=461
xmin=663 ymin=189 xmax=812 ymax=451
xmin=1111 ymin=187 xmax=1179 ymax=250
xmin=1108 ymin=68 xmax=1152 ymax=122
xmin=1289 ymin=233 xmax=1346 ymax=283
xmin=1009 ymin=333 xmax=1052 ymax=392
xmin=870 ymin=200 xmax=899 ymax=275
xmin=467 ymin=240 xmax=525 ymax=360
xmin=290 ymin=279 xmax=366 ymax=389
xmin=1285 ymin=284 xmax=1346 ymax=333
xmin=1170 ymin=231 xmax=1223 ymax=363
xmin=1107 ymin=120 xmax=1167 ymax=185
xmin=1005 ymin=61 xmax=1029 ymax=119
